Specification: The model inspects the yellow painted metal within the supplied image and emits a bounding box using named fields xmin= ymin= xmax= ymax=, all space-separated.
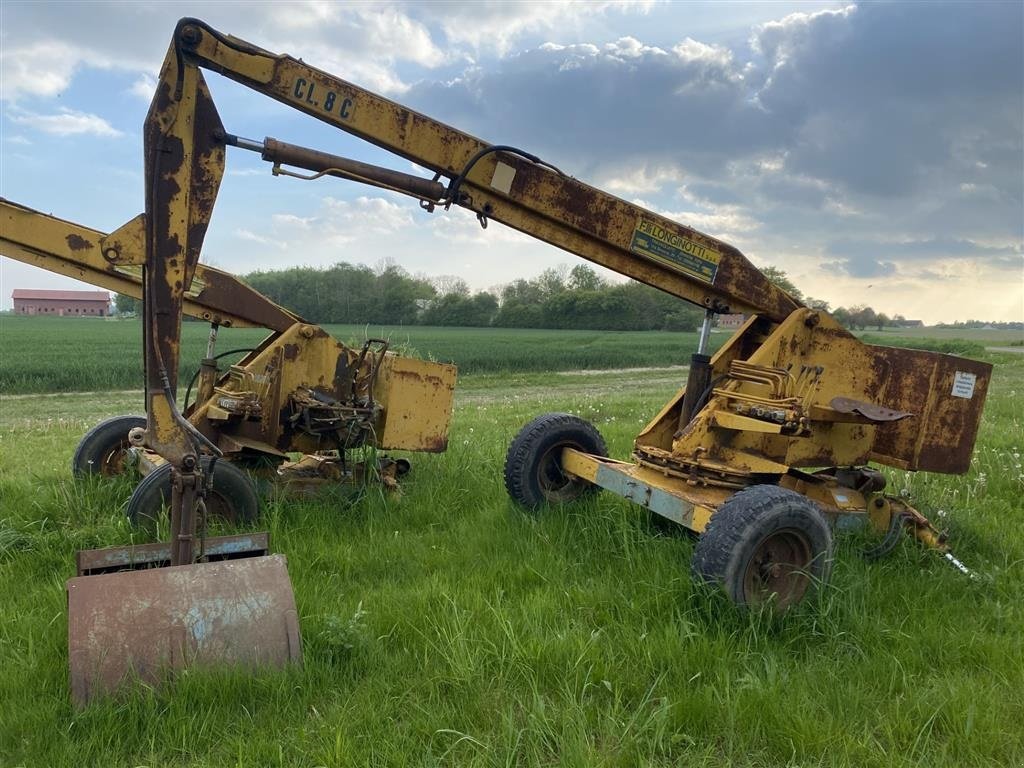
xmin=1 ymin=199 xmax=299 ymax=330
xmin=690 ymin=506 xmax=714 ymax=534
xmin=560 ymin=448 xmax=602 ymax=484
xmin=172 ymin=18 xmax=800 ymax=321
xmin=636 ymin=310 xmax=990 ymax=478
xmin=375 ymin=355 xmax=458 ymax=452
xmin=180 ymin=323 xmax=456 ymax=457
xmin=560 ymin=448 xmax=732 ymax=531
xmin=99 ymin=214 xmax=147 ymax=266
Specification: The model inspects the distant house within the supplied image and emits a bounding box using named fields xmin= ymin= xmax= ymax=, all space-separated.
xmin=717 ymin=313 xmax=747 ymax=329
xmin=11 ymin=289 xmax=111 ymax=317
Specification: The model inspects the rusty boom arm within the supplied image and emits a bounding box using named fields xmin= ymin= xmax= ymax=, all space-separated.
xmin=160 ymin=18 xmax=801 ymax=322
xmin=149 ymin=18 xmax=989 ymax=480
xmin=0 ymin=197 xmax=299 ymax=332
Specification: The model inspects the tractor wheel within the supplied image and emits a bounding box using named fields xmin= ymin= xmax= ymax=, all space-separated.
xmin=504 ymin=413 xmax=607 ymax=509
xmin=126 ymin=457 xmax=260 ymax=532
xmin=692 ymin=485 xmax=833 ymax=610
xmin=72 ymin=415 xmax=147 ymax=477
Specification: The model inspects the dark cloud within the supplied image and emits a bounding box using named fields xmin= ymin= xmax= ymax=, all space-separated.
xmin=823 ymin=235 xmax=1022 ymax=279
xmin=755 ymin=2 xmax=1022 ymax=199
xmin=406 ymin=3 xmax=1022 ymax=205
xmin=404 ymin=39 xmax=776 ymax=176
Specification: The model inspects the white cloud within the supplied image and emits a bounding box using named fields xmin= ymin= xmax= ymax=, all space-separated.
xmin=0 ymin=3 xmax=448 ymax=103
xmin=0 ymin=41 xmax=82 ymax=101
xmin=599 ymin=164 xmax=686 ymax=195
xmin=672 ymin=37 xmax=734 ymax=70
xmin=128 ymin=74 xmax=157 ymax=101
xmin=271 ymin=213 xmax=316 ymax=228
xmin=604 ymin=36 xmax=667 ymax=60
xmin=8 ymin=107 xmax=122 ymax=137
xmin=633 ymin=198 xmax=761 ymax=240
xmin=273 ymin=6 xmax=448 ymax=93
xmin=235 ymin=229 xmax=280 ymax=247
xmin=419 ymin=0 xmax=656 ymax=57
xmin=321 ymin=196 xmax=415 ymax=233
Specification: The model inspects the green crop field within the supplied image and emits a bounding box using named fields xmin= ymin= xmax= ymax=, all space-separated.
xmin=0 ymin=316 xmax=723 ymax=394
xmin=1 ymin=320 xmax=1022 ymax=767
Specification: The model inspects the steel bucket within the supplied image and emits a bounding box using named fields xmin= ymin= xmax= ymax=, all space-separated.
xmin=67 ymin=553 xmax=302 ymax=706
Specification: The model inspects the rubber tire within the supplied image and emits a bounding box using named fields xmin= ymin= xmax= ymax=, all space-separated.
xmin=504 ymin=413 xmax=608 ymax=509
xmin=691 ymin=485 xmax=833 ymax=610
xmin=126 ymin=456 xmax=260 ymax=531
xmin=72 ymin=415 xmax=147 ymax=477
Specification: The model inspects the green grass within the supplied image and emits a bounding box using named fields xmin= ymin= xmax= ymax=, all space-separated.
xmin=859 ymin=334 xmax=988 ymax=357
xmin=857 ymin=326 xmax=1023 ymax=344
xmin=1 ymin=357 xmax=1023 ymax=766
xmin=0 ymin=316 xmax=722 ymax=394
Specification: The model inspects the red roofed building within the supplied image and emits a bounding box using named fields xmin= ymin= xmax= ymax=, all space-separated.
xmin=12 ymin=289 xmax=111 ymax=317
xmin=717 ymin=313 xmax=747 ymax=329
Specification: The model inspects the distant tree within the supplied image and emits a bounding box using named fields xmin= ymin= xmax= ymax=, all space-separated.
xmin=875 ymin=313 xmax=890 ymax=330
xmin=761 ymin=266 xmax=804 ymax=301
xmin=848 ymin=305 xmax=876 ymax=330
xmin=536 ymin=267 xmax=568 ymax=298
xmin=831 ymin=306 xmax=853 ymax=329
xmin=376 ymin=264 xmax=434 ymax=325
xmin=115 ymin=294 xmax=138 ymax=314
xmin=432 ymin=275 xmax=470 ymax=297
xmin=422 ymin=290 xmax=498 ymax=326
xmin=805 ymin=296 xmax=831 ymax=313
xmin=568 ymin=264 xmax=605 ymax=291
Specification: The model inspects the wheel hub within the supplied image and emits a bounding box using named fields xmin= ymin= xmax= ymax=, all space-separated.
xmin=744 ymin=528 xmax=814 ymax=608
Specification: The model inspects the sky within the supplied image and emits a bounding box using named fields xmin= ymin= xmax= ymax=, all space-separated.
xmin=1 ymin=0 xmax=1021 ymax=324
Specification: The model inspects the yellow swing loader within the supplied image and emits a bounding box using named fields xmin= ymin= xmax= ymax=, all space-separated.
xmin=1 ymin=17 xmax=992 ymax=702
xmin=110 ymin=18 xmax=986 ymax=611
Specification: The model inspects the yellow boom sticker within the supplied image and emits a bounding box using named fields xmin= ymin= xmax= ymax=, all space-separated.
xmin=629 ymin=218 xmax=721 ymax=283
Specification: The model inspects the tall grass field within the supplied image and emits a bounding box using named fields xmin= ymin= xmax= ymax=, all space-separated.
xmin=0 ymin=316 xmax=723 ymax=394
xmin=0 ymin=317 xmax=1021 ymax=766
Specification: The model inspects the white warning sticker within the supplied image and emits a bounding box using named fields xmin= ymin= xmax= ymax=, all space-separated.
xmin=490 ymin=161 xmax=516 ymax=195
xmin=951 ymin=371 xmax=977 ymax=399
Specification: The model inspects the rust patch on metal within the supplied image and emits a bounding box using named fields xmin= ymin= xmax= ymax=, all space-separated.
xmin=421 ymin=434 xmax=448 ymax=453
xmin=283 ymin=343 xmax=300 ymax=361
xmin=65 ymin=233 xmax=93 ymax=251
xmin=67 ymin=554 xmax=301 ymax=706
xmin=869 ymin=348 xmax=990 ymax=474
xmin=830 ymin=397 xmax=913 ymax=423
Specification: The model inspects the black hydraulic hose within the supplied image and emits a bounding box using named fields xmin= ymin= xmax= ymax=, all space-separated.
xmin=862 ymin=511 xmax=912 ymax=561
xmin=691 ymin=374 xmax=729 ymax=417
xmin=444 ymin=145 xmax=565 ymax=208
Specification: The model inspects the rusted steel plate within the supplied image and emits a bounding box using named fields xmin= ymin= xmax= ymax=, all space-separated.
xmin=67 ymin=554 xmax=301 ymax=706
xmin=829 ymin=397 xmax=914 ymax=423
xmin=868 ymin=348 xmax=991 ymax=474
xmin=76 ymin=533 xmax=270 ymax=576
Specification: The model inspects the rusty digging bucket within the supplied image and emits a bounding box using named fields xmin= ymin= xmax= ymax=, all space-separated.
xmin=67 ymin=534 xmax=302 ymax=706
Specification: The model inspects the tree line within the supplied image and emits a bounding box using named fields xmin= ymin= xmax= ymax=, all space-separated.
xmin=759 ymin=267 xmax=927 ymax=331
xmin=237 ymin=261 xmax=706 ymax=331
xmin=114 ymin=261 xmax=1008 ymax=333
